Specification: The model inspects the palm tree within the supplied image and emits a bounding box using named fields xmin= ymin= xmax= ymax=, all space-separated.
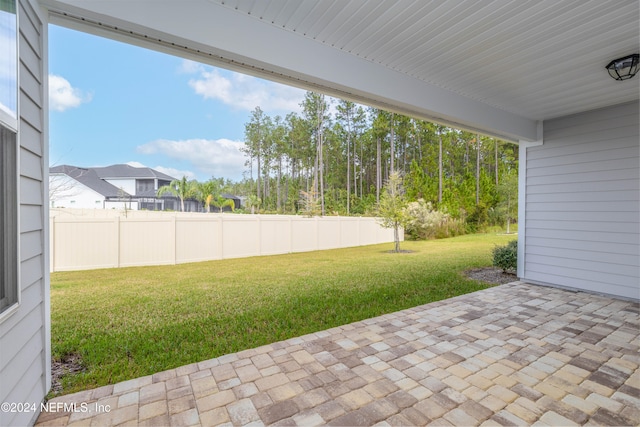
xmin=156 ymin=176 xmax=197 ymax=212
xmin=211 ymin=195 xmax=235 ymax=213
xmin=245 ymin=194 xmax=261 ymax=214
xmin=197 ymin=180 xmax=219 ymax=212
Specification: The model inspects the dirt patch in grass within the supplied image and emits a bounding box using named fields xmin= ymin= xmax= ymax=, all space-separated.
xmin=466 ymin=267 xmax=517 ymax=285
xmin=51 ymin=353 xmax=85 ymax=395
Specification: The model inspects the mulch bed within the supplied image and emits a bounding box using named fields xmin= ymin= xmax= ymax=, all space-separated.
xmin=465 ymin=266 xmax=518 ymax=285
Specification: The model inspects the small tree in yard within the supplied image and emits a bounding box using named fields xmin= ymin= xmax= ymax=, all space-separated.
xmin=497 ymin=171 xmax=518 ymax=233
xmin=300 ymin=187 xmax=321 ymax=217
xmin=377 ymin=172 xmax=408 ymax=252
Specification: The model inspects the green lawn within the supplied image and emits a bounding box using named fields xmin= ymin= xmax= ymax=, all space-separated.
xmin=51 ymin=233 xmax=516 ymax=394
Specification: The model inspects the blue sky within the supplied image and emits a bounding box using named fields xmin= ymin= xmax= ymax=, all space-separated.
xmin=48 ymin=24 xmax=307 ymax=182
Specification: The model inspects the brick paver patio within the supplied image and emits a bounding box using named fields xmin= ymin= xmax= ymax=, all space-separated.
xmin=36 ymin=282 xmax=639 ymax=426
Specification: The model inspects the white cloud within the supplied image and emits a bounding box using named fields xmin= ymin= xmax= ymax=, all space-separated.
xmin=49 ymin=74 xmax=92 ymax=112
xmin=185 ymin=61 xmax=305 ymax=113
xmin=178 ymin=59 xmax=204 ymax=74
xmin=137 ymin=138 xmax=246 ymax=180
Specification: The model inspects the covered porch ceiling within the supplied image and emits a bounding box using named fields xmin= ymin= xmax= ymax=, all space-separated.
xmin=42 ymin=0 xmax=639 ymax=143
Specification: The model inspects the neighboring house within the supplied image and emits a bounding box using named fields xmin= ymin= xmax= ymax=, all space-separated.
xmin=49 ymin=164 xmax=179 ymax=210
xmin=1 ymin=1 xmax=638 ymax=426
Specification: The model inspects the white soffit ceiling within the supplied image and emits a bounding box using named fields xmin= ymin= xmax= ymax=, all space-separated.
xmin=44 ymin=0 xmax=639 ymax=141
xmin=211 ymin=0 xmax=639 ymax=121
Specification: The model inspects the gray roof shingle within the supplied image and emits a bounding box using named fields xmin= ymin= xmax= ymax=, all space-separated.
xmin=50 ymin=164 xmax=176 ymax=198
xmin=93 ymin=164 xmax=175 ymax=181
xmin=50 ymin=165 xmax=126 ymax=197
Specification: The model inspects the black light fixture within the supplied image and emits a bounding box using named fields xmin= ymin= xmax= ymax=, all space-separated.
xmin=605 ymin=54 xmax=639 ymax=81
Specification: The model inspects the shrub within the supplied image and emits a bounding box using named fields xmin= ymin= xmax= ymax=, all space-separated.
xmin=434 ymin=217 xmax=466 ymax=239
xmin=403 ymin=199 xmax=465 ymax=240
xmin=493 ymin=240 xmax=517 ymax=273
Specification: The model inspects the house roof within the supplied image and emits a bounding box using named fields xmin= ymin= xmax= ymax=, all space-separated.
xmin=44 ymin=0 xmax=639 ymax=143
xmin=50 ymin=165 xmax=125 ymax=197
xmin=50 ymin=164 xmax=176 ymax=198
xmin=93 ymin=164 xmax=175 ymax=181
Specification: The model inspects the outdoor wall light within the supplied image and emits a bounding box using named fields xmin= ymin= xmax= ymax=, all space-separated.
xmin=605 ymin=54 xmax=639 ymax=81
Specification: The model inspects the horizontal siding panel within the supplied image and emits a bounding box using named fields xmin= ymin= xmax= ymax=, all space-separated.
xmin=526 ymin=219 xmax=639 ymax=234
xmin=525 ymin=260 xmax=638 ymax=287
xmin=0 ymin=305 xmax=42 ymax=387
xmin=12 ymin=372 xmax=47 ymax=427
xmin=0 ymin=346 xmax=43 ymax=427
xmin=0 ymin=272 xmax=42 ymax=335
xmin=530 ymin=127 xmax=638 ymax=159
xmin=19 ymin=90 xmax=42 ymax=130
xmin=527 ymin=190 xmax=639 ymax=203
xmin=20 ymin=176 xmax=42 ymax=205
xmin=20 ymin=146 xmax=42 ymax=180
xmin=20 ymin=204 xmax=42 ymax=233
xmin=526 ymin=236 xmax=639 ymax=256
xmin=19 ymin=61 xmax=42 ymax=105
xmin=527 ymin=167 xmax=637 ymax=186
xmin=527 ymin=145 xmax=638 ymax=169
xmin=526 ymin=228 xmax=638 ymax=245
xmin=19 ymin=120 xmax=42 ymax=155
xmin=18 ymin=36 xmax=41 ymax=83
xmin=543 ymin=102 xmax=637 ymax=132
xmin=18 ymin=2 xmax=41 ymax=52
xmin=526 ymin=254 xmax=639 ymax=278
xmin=21 ymin=255 xmax=43 ymax=293
xmin=20 ymin=229 xmax=42 ymax=261
xmin=526 ymin=245 xmax=639 ymax=267
xmin=528 ymin=132 xmax=637 ymax=160
xmin=526 ymin=201 xmax=639 ymax=213
xmin=527 ymin=206 xmax=637 ymax=219
xmin=540 ymin=127 xmax=637 ymax=152
xmin=543 ymin=113 xmax=638 ymax=140
xmin=525 ymin=270 xmax=639 ymax=301
xmin=527 ymin=157 xmax=639 ymax=178
xmin=526 ymin=178 xmax=639 ymax=194
xmin=22 ymin=276 xmax=42 ymax=297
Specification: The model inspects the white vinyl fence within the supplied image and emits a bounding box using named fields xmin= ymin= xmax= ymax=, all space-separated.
xmin=49 ymin=209 xmax=400 ymax=272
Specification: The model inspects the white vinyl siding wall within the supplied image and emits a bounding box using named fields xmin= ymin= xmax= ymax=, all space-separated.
xmin=523 ymin=102 xmax=639 ymax=300
xmin=0 ymin=0 xmax=48 ymax=425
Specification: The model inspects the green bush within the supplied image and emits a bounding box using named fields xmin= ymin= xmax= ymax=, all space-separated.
xmin=433 ymin=217 xmax=466 ymax=239
xmin=493 ymin=240 xmax=517 ymax=273
xmin=403 ymin=199 xmax=466 ymax=240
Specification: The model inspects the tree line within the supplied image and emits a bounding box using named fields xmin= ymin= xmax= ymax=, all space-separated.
xmin=159 ymin=90 xmax=519 ymax=233
xmin=241 ymin=92 xmax=518 ymax=230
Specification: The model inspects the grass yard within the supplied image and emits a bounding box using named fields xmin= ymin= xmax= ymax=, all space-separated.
xmin=51 ymin=233 xmax=516 ymax=395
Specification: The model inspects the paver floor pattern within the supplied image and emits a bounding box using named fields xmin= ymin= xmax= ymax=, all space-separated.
xmin=36 ymin=282 xmax=639 ymax=426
